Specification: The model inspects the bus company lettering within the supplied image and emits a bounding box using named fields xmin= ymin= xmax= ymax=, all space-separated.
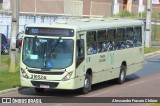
xmin=99 ymin=55 xmax=106 ymax=62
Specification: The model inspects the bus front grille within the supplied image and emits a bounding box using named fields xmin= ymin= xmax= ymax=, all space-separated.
xmin=31 ymin=81 xmax=59 ymax=88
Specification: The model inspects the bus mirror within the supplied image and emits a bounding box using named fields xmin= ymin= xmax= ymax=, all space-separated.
xmin=77 ymin=39 xmax=84 ymax=48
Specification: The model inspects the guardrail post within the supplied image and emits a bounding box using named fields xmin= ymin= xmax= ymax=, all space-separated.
xmin=154 ymin=18 xmax=157 ymax=40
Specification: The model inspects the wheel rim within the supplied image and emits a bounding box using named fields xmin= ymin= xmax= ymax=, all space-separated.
xmin=84 ymin=78 xmax=89 ymax=89
xmin=120 ymin=71 xmax=124 ymax=81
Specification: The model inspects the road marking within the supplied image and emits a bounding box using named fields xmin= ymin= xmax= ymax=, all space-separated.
xmin=127 ymin=81 xmax=145 ymax=87
xmin=86 ymin=90 xmax=111 ymax=97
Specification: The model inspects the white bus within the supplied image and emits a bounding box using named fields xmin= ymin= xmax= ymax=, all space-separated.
xmin=20 ymin=19 xmax=144 ymax=94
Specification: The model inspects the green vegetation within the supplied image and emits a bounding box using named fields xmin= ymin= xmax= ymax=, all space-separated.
xmin=114 ymin=11 xmax=135 ymax=18
xmin=144 ymin=47 xmax=160 ymax=54
xmin=113 ymin=11 xmax=160 ymax=21
xmin=0 ymin=54 xmax=20 ymax=91
xmin=139 ymin=11 xmax=146 ymax=18
xmin=1 ymin=55 xmax=9 ymax=67
xmin=149 ymin=103 xmax=160 ymax=106
xmin=0 ymin=68 xmax=20 ymax=91
xmin=152 ymin=13 xmax=160 ymax=20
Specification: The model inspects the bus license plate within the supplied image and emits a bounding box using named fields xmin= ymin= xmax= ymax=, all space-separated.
xmin=40 ymin=84 xmax=49 ymax=88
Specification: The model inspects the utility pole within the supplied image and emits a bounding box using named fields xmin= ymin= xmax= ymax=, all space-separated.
xmin=9 ymin=0 xmax=19 ymax=72
xmin=145 ymin=0 xmax=152 ymax=47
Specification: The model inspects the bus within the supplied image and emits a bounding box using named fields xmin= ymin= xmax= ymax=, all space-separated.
xmin=20 ymin=18 xmax=144 ymax=94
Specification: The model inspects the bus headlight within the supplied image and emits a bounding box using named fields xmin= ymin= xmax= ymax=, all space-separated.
xmin=62 ymin=72 xmax=73 ymax=81
xmin=21 ymin=68 xmax=29 ymax=79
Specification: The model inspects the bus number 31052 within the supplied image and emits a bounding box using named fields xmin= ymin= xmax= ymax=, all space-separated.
xmin=30 ymin=74 xmax=46 ymax=80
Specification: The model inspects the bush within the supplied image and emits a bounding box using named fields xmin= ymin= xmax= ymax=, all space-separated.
xmin=115 ymin=11 xmax=135 ymax=17
xmin=139 ymin=11 xmax=146 ymax=18
xmin=152 ymin=13 xmax=160 ymax=20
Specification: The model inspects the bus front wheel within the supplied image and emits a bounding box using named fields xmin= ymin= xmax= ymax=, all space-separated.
xmin=82 ymin=73 xmax=92 ymax=94
xmin=118 ymin=65 xmax=126 ymax=84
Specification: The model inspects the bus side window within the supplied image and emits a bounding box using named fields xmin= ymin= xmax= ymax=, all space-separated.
xmin=97 ymin=30 xmax=107 ymax=53
xmin=86 ymin=31 xmax=97 ymax=55
xmin=126 ymin=27 xmax=134 ymax=48
xmin=134 ymin=27 xmax=142 ymax=47
xmin=116 ymin=28 xmax=126 ymax=50
xmin=76 ymin=39 xmax=84 ymax=67
xmin=107 ymin=29 xmax=116 ymax=51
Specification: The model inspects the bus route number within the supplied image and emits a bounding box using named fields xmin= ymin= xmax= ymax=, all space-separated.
xmin=30 ymin=74 xmax=46 ymax=80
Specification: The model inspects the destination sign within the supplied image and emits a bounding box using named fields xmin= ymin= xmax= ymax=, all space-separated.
xmin=25 ymin=27 xmax=74 ymax=37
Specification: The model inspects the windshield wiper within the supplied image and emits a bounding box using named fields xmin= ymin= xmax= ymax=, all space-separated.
xmin=49 ymin=37 xmax=62 ymax=54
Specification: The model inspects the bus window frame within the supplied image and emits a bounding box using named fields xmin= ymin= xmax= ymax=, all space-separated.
xmin=106 ymin=29 xmax=116 ymax=51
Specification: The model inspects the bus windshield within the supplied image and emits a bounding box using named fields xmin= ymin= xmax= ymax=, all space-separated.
xmin=22 ymin=37 xmax=74 ymax=69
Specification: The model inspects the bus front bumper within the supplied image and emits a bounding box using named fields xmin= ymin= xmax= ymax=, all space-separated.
xmin=21 ymin=77 xmax=76 ymax=90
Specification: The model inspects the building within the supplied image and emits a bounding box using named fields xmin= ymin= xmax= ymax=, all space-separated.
xmin=1 ymin=0 xmax=160 ymax=17
xmin=0 ymin=0 xmax=160 ymax=39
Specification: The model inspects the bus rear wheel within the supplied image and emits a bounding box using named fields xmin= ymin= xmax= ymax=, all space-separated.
xmin=118 ymin=65 xmax=126 ymax=84
xmin=35 ymin=88 xmax=45 ymax=93
xmin=81 ymin=73 xmax=92 ymax=94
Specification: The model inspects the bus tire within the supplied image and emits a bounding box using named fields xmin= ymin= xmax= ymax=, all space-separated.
xmin=118 ymin=65 xmax=126 ymax=84
xmin=82 ymin=73 xmax=92 ymax=94
xmin=35 ymin=88 xmax=45 ymax=93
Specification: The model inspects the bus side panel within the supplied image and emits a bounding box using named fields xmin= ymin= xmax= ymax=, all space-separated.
xmin=107 ymin=51 xmax=119 ymax=80
xmin=74 ymin=61 xmax=86 ymax=89
xmin=107 ymin=50 xmax=126 ymax=80
xmin=86 ymin=55 xmax=103 ymax=84
xmin=99 ymin=53 xmax=108 ymax=82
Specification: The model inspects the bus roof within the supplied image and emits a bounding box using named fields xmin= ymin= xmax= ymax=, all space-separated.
xmin=26 ymin=19 xmax=144 ymax=32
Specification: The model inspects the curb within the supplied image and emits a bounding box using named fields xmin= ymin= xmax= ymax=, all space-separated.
xmin=0 ymin=51 xmax=160 ymax=95
xmin=0 ymin=87 xmax=19 ymax=95
xmin=144 ymin=51 xmax=160 ymax=58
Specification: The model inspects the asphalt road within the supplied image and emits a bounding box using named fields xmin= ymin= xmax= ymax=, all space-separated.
xmin=1 ymin=54 xmax=160 ymax=106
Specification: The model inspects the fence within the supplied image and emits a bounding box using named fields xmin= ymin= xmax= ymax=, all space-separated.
xmin=90 ymin=1 xmax=112 ymax=18
xmin=90 ymin=2 xmax=146 ymax=18
xmin=0 ymin=14 xmax=62 ymax=39
xmin=152 ymin=19 xmax=160 ymax=41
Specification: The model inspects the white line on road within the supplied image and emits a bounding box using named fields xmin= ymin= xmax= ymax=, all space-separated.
xmin=127 ymin=81 xmax=145 ymax=87
xmin=86 ymin=90 xmax=111 ymax=97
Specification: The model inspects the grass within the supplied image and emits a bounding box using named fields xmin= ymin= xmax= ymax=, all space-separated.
xmin=1 ymin=55 xmax=9 ymax=67
xmin=0 ymin=68 xmax=20 ymax=91
xmin=0 ymin=54 xmax=20 ymax=91
xmin=144 ymin=47 xmax=160 ymax=54
xmin=149 ymin=103 xmax=160 ymax=106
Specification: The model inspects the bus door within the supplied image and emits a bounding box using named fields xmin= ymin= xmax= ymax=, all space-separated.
xmin=75 ymin=32 xmax=85 ymax=87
